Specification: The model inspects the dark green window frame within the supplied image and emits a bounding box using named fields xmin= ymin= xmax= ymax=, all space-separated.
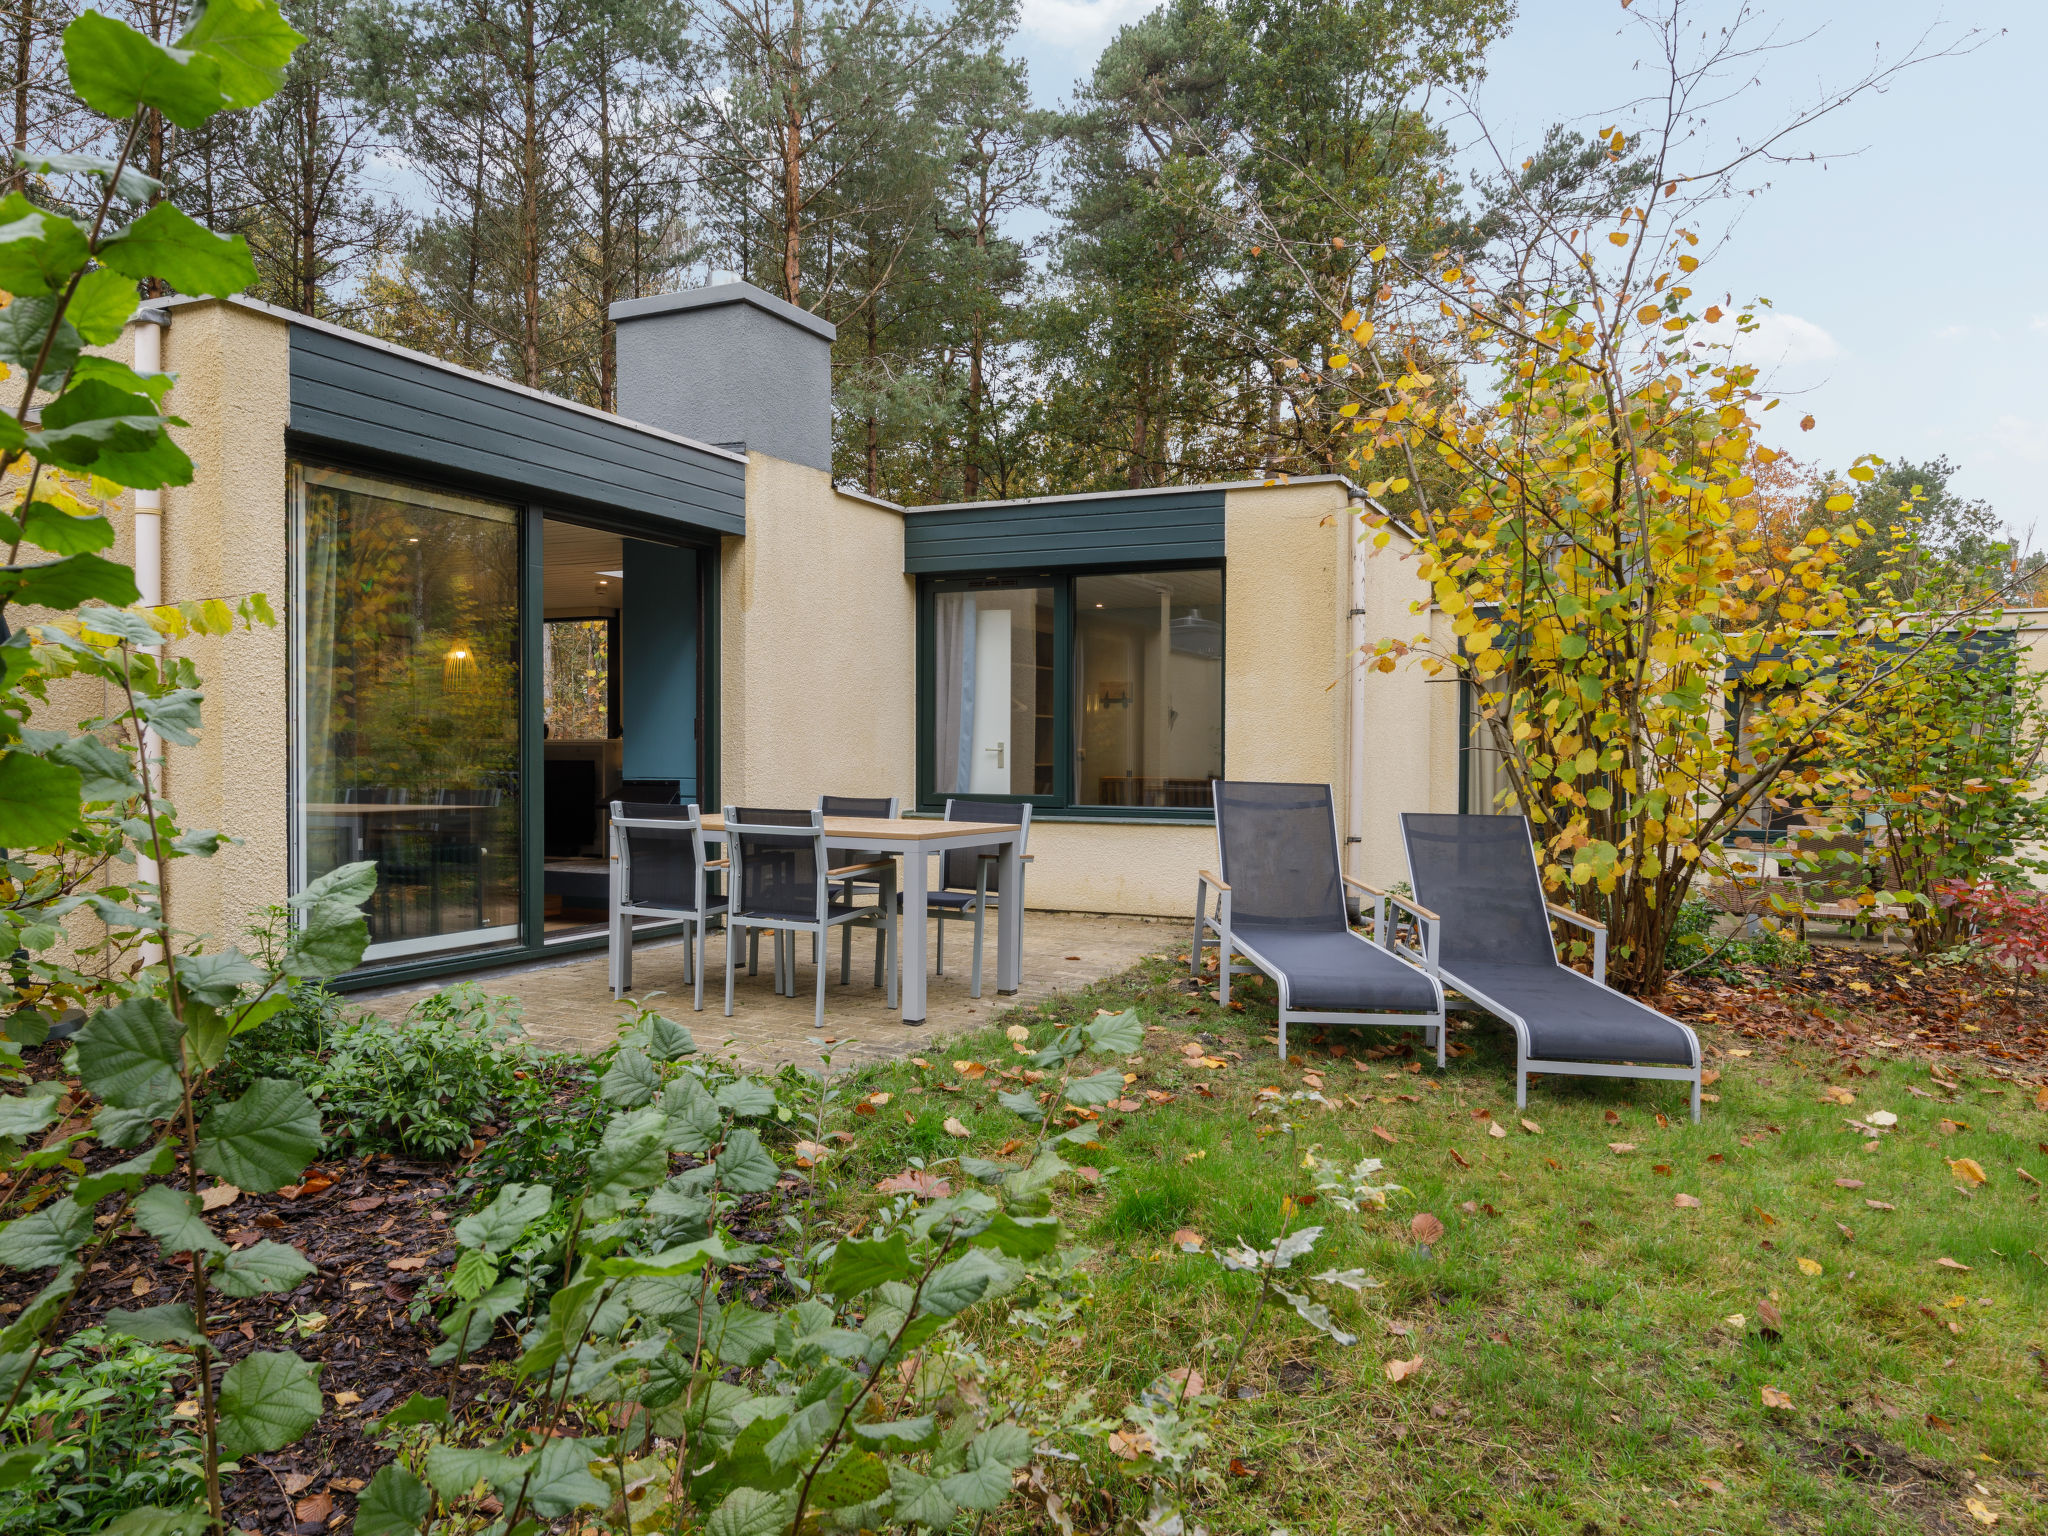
xmin=915 ymin=564 xmax=1224 ymax=821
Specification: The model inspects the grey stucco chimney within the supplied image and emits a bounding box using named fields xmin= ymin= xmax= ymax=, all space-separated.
xmin=609 ymin=281 xmax=837 ymax=473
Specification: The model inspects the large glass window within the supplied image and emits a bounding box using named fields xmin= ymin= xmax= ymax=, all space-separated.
xmin=930 ymin=584 xmax=1054 ymax=796
xmin=1461 ymin=677 xmax=1517 ymax=814
xmin=921 ymin=568 xmax=1224 ymax=815
xmin=294 ymin=465 xmax=521 ymax=961
xmin=1074 ymin=570 xmax=1222 ymax=807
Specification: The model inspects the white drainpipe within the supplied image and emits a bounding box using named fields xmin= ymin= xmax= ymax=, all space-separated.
xmin=1346 ymin=500 xmax=1367 ymax=883
xmin=131 ymin=311 xmax=167 ymax=957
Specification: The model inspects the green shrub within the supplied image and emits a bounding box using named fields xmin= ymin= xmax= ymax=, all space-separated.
xmin=1664 ymin=896 xmax=1809 ymax=983
xmin=0 ymin=1328 xmax=206 ymax=1534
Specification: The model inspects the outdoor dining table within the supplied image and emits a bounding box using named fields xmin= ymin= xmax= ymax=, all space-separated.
xmin=697 ymin=813 xmax=1026 ymax=1026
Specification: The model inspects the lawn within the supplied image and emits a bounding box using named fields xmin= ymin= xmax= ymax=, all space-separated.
xmin=816 ymin=949 xmax=2048 ymax=1536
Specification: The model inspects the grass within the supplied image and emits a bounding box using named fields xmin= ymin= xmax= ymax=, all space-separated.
xmin=813 ymin=950 xmax=2048 ymax=1535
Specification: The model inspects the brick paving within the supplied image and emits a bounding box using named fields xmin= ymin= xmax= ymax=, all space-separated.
xmin=353 ymin=911 xmax=1177 ymax=1072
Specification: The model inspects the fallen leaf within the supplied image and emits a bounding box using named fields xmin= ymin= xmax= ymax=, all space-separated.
xmin=2017 ymin=1166 xmax=2040 ymax=1186
xmin=1699 ymin=1476 xmax=1728 ymax=1494
xmin=1371 ymin=1125 xmax=1397 ymax=1145
xmin=1004 ymin=1026 xmax=1028 ymax=1043
xmin=1700 ymin=1069 xmax=1721 ymax=1087
xmin=1865 ymin=1199 xmax=1896 ymax=1211
xmin=1936 ymin=1257 xmax=1972 ymax=1272
xmin=1448 ymin=1149 xmax=1471 ymax=1169
xmin=1519 ymin=1118 xmax=1542 ymax=1135
xmin=1833 ymin=1178 xmax=1864 ymax=1189
xmin=1820 ymin=1085 xmax=1856 ymax=1106
xmin=1384 ymin=1355 xmax=1424 ymax=1382
xmin=1948 ymin=1158 xmax=1987 ymax=1185
xmin=281 ymin=1172 xmax=332 ymax=1201
xmin=1171 ymin=1228 xmax=1205 ymax=1253
xmin=1652 ymin=1164 xmax=1673 ymax=1176
xmin=1673 ymin=1194 xmax=1701 ymax=1208
xmin=1106 ymin=1429 xmax=1152 ymax=1461
xmin=387 ymin=1256 xmax=429 ymax=1272
xmin=1166 ymin=1367 xmax=1205 ymax=1397
xmin=868 ymin=1092 xmax=892 ymax=1107
xmin=1073 ymin=1166 xmax=1101 ymax=1185
xmin=1966 ymin=1497 xmax=2000 ymax=1526
xmin=2035 ymin=1084 xmax=2048 ymax=1110
xmin=942 ymin=1117 xmax=971 ymax=1139
xmin=1604 ymin=1109 xmax=1621 ymax=1124
xmin=279 ymin=1471 xmax=315 ymax=1496
xmin=344 ymin=1195 xmax=386 ymax=1213
xmin=1836 ymin=1223 xmax=1854 ymax=1239
xmin=332 ymin=1390 xmax=362 ymax=1407
xmin=293 ymin=1493 xmax=333 ymax=1525
xmin=1758 ymin=1298 xmax=1783 ymax=1331
xmin=330 ymin=1478 xmax=365 ymax=1493
xmin=1227 ymin=1457 xmax=1255 ymax=1478
xmin=199 ymin=1184 xmax=240 ymax=1212
xmin=1796 ymin=1257 xmax=1823 ymax=1277
xmin=1608 ymin=1142 xmax=1637 ymax=1154
xmin=1487 ymin=1122 xmax=1506 ymax=1139
xmin=1759 ymin=1385 xmax=1793 ymax=1410
xmin=1410 ymin=1213 xmax=1445 ymax=1246
xmin=876 ymin=1169 xmax=951 ymax=1199
xmin=1655 ymin=1112 xmax=1670 ymax=1129
xmin=1865 ymin=1110 xmax=1897 ymax=1128
xmin=1459 ymin=1200 xmax=1477 ymax=1214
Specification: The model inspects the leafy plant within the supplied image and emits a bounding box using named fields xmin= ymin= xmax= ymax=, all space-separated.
xmin=1937 ymin=880 xmax=2048 ymax=978
xmin=1663 ymin=896 xmax=1808 ymax=983
xmin=0 ymin=1326 xmax=205 ymax=1533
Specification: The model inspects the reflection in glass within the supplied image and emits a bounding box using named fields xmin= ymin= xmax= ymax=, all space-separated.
xmin=930 ymin=585 xmax=1053 ymax=796
xmin=544 ymin=618 xmax=612 ymax=739
xmin=295 ymin=465 xmax=521 ymax=960
xmin=1073 ymin=570 xmax=1222 ymax=808
xmin=1463 ymin=678 xmax=1517 ymax=814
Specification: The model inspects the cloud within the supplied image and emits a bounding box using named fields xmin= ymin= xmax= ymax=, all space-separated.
xmin=1984 ymin=414 xmax=2048 ymax=465
xmin=1018 ymin=0 xmax=1156 ymax=49
xmin=1725 ymin=311 xmax=1841 ymax=371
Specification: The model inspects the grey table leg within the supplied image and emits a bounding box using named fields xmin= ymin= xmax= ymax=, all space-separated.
xmin=900 ymin=847 xmax=929 ymax=1024
xmin=996 ymin=834 xmax=1023 ymax=994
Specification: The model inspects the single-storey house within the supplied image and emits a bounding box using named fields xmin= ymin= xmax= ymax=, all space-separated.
xmin=87 ymin=282 xmax=2046 ymax=991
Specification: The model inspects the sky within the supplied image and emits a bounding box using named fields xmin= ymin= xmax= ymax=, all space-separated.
xmin=1007 ymin=0 xmax=2046 ymax=548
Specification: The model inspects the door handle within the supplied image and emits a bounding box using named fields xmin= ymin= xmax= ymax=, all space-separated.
xmin=986 ymin=743 xmax=1004 ymax=768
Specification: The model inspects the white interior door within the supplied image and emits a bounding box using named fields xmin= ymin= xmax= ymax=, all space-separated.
xmin=968 ymin=607 xmax=1012 ymax=793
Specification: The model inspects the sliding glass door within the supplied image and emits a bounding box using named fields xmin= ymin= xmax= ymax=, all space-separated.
xmin=293 ymin=464 xmax=522 ymax=962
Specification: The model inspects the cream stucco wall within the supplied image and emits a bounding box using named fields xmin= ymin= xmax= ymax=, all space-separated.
xmin=152 ymin=302 xmax=294 ymax=945
xmin=718 ymin=456 xmax=915 ymax=808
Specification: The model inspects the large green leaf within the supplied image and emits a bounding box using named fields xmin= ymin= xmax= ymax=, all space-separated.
xmin=215 ymin=1350 xmax=322 ymax=1457
xmin=95 ymin=1506 xmax=211 ymax=1536
xmin=887 ymin=1467 xmax=955 ymax=1529
xmin=99 ymin=203 xmax=256 ymax=297
xmin=375 ymin=1392 xmax=448 ymax=1429
xmin=0 ymin=750 xmax=83 ymax=848
xmin=453 ymin=1182 xmax=551 ymax=1253
xmin=172 ymin=948 xmax=266 ymax=1007
xmin=588 ymin=1108 xmax=668 ymax=1196
xmin=353 ymin=1463 xmax=431 ymax=1536
xmin=64 ymin=265 xmax=141 ymax=345
xmin=917 ymin=1248 xmax=1010 ymax=1318
xmin=282 ymin=872 xmax=371 ymax=977
xmin=0 ymin=1197 xmax=91 ymax=1269
xmin=0 ymin=294 xmax=80 ymax=377
xmin=1084 ymin=1008 xmax=1144 ymax=1054
xmin=705 ymin=1486 xmax=798 ymax=1536
xmin=1062 ymin=1068 xmax=1125 ymax=1107
xmin=0 ymin=1091 xmax=61 ymax=1141
xmin=10 ymin=150 xmax=160 ymax=205
xmin=214 ymin=1239 xmax=316 ymax=1298
xmin=47 ymin=730 xmax=136 ymax=800
xmin=714 ymin=1078 xmax=778 ymax=1118
xmin=598 ymin=1047 xmax=657 ymax=1109
xmin=713 ymin=1127 xmax=777 ymax=1194
xmin=820 ymin=1233 xmax=914 ymax=1298
xmin=971 ymin=1212 xmax=1061 ymax=1262
xmin=637 ymin=1012 xmax=696 ymax=1061
xmin=28 ymin=379 xmax=192 ymax=487
xmin=196 ymin=1077 xmax=321 ymax=1192
xmin=658 ymin=1077 xmax=721 ymax=1153
xmin=523 ymin=1436 xmax=608 ymax=1518
xmin=4 ymin=552 xmax=142 ymax=610
xmin=849 ymin=1415 xmax=937 ymax=1452
xmin=176 ymin=0 xmax=303 ymax=108
xmin=133 ymin=1183 xmax=226 ymax=1257
xmin=292 ymin=859 xmax=377 ymax=908
xmin=0 ymin=195 xmax=89 ymax=297
xmin=809 ymin=1448 xmax=891 ymax=1510
xmin=101 ymin=1303 xmax=206 ymax=1347
xmin=422 ymin=1443 xmax=527 ymax=1502
xmin=63 ymin=12 xmax=225 ymax=129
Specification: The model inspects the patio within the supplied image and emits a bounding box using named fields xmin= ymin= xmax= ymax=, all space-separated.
xmin=350 ymin=909 xmax=1175 ymax=1071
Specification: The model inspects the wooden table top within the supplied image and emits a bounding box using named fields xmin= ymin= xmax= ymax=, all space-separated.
xmin=304 ymin=802 xmax=497 ymax=816
xmin=697 ymin=814 xmax=1021 ymax=842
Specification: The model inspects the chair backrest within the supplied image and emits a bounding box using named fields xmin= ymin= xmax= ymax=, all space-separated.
xmin=343 ymin=787 xmax=406 ymax=804
xmin=725 ymin=806 xmax=825 ymax=920
xmin=610 ymin=801 xmax=701 ymax=910
xmin=437 ymin=788 xmax=503 ymax=807
xmin=819 ymin=794 xmax=898 ymax=819
xmin=1211 ymin=780 xmax=1346 ymax=931
xmin=1399 ymin=813 xmax=1557 ymax=969
xmin=940 ymin=800 xmax=1030 ymax=893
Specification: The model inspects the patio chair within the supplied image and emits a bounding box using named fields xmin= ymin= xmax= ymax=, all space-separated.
xmin=929 ymin=799 xmax=1031 ymax=1000
xmin=818 ymin=794 xmax=898 ymax=989
xmin=1399 ymin=813 xmax=1703 ymax=1121
xmin=608 ymin=802 xmax=727 ymax=1011
xmin=1192 ymin=781 xmax=1444 ymax=1063
xmin=724 ymin=806 xmax=898 ymax=1029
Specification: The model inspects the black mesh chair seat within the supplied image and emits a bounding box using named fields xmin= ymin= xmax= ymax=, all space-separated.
xmin=1198 ymin=782 xmax=1445 ymax=1062
xmin=1445 ymin=964 xmax=1697 ymax=1065
xmin=1400 ymin=812 xmax=1702 ymax=1119
xmin=1230 ymin=925 xmax=1441 ymax=1015
xmin=724 ymin=806 xmax=898 ymax=1028
xmin=923 ymin=799 xmax=1031 ymax=1001
xmin=609 ymin=802 xmax=725 ymax=1013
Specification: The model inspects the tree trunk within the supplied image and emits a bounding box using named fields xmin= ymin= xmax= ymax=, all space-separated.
xmin=9 ymin=0 xmax=29 ymax=196
xmin=519 ymin=0 xmax=542 ymax=389
xmin=864 ymin=301 xmax=880 ymax=497
xmin=299 ymin=71 xmax=320 ymax=313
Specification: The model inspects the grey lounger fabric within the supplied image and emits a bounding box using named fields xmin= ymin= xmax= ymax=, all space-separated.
xmin=1400 ymin=813 xmax=1702 ymax=1119
xmin=1197 ymin=781 xmax=1444 ymax=1062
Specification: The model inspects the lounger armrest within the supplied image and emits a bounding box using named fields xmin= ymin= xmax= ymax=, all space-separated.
xmin=1546 ymin=903 xmax=1606 ymax=932
xmin=1198 ymin=869 xmax=1231 ymax=891
xmin=704 ymin=858 xmax=729 ymax=870
xmin=1343 ymin=875 xmax=1381 ymax=895
xmin=830 ymin=860 xmax=893 ymax=878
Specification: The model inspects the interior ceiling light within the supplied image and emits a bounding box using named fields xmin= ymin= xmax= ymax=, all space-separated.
xmin=596 ymin=568 xmax=623 ymax=578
